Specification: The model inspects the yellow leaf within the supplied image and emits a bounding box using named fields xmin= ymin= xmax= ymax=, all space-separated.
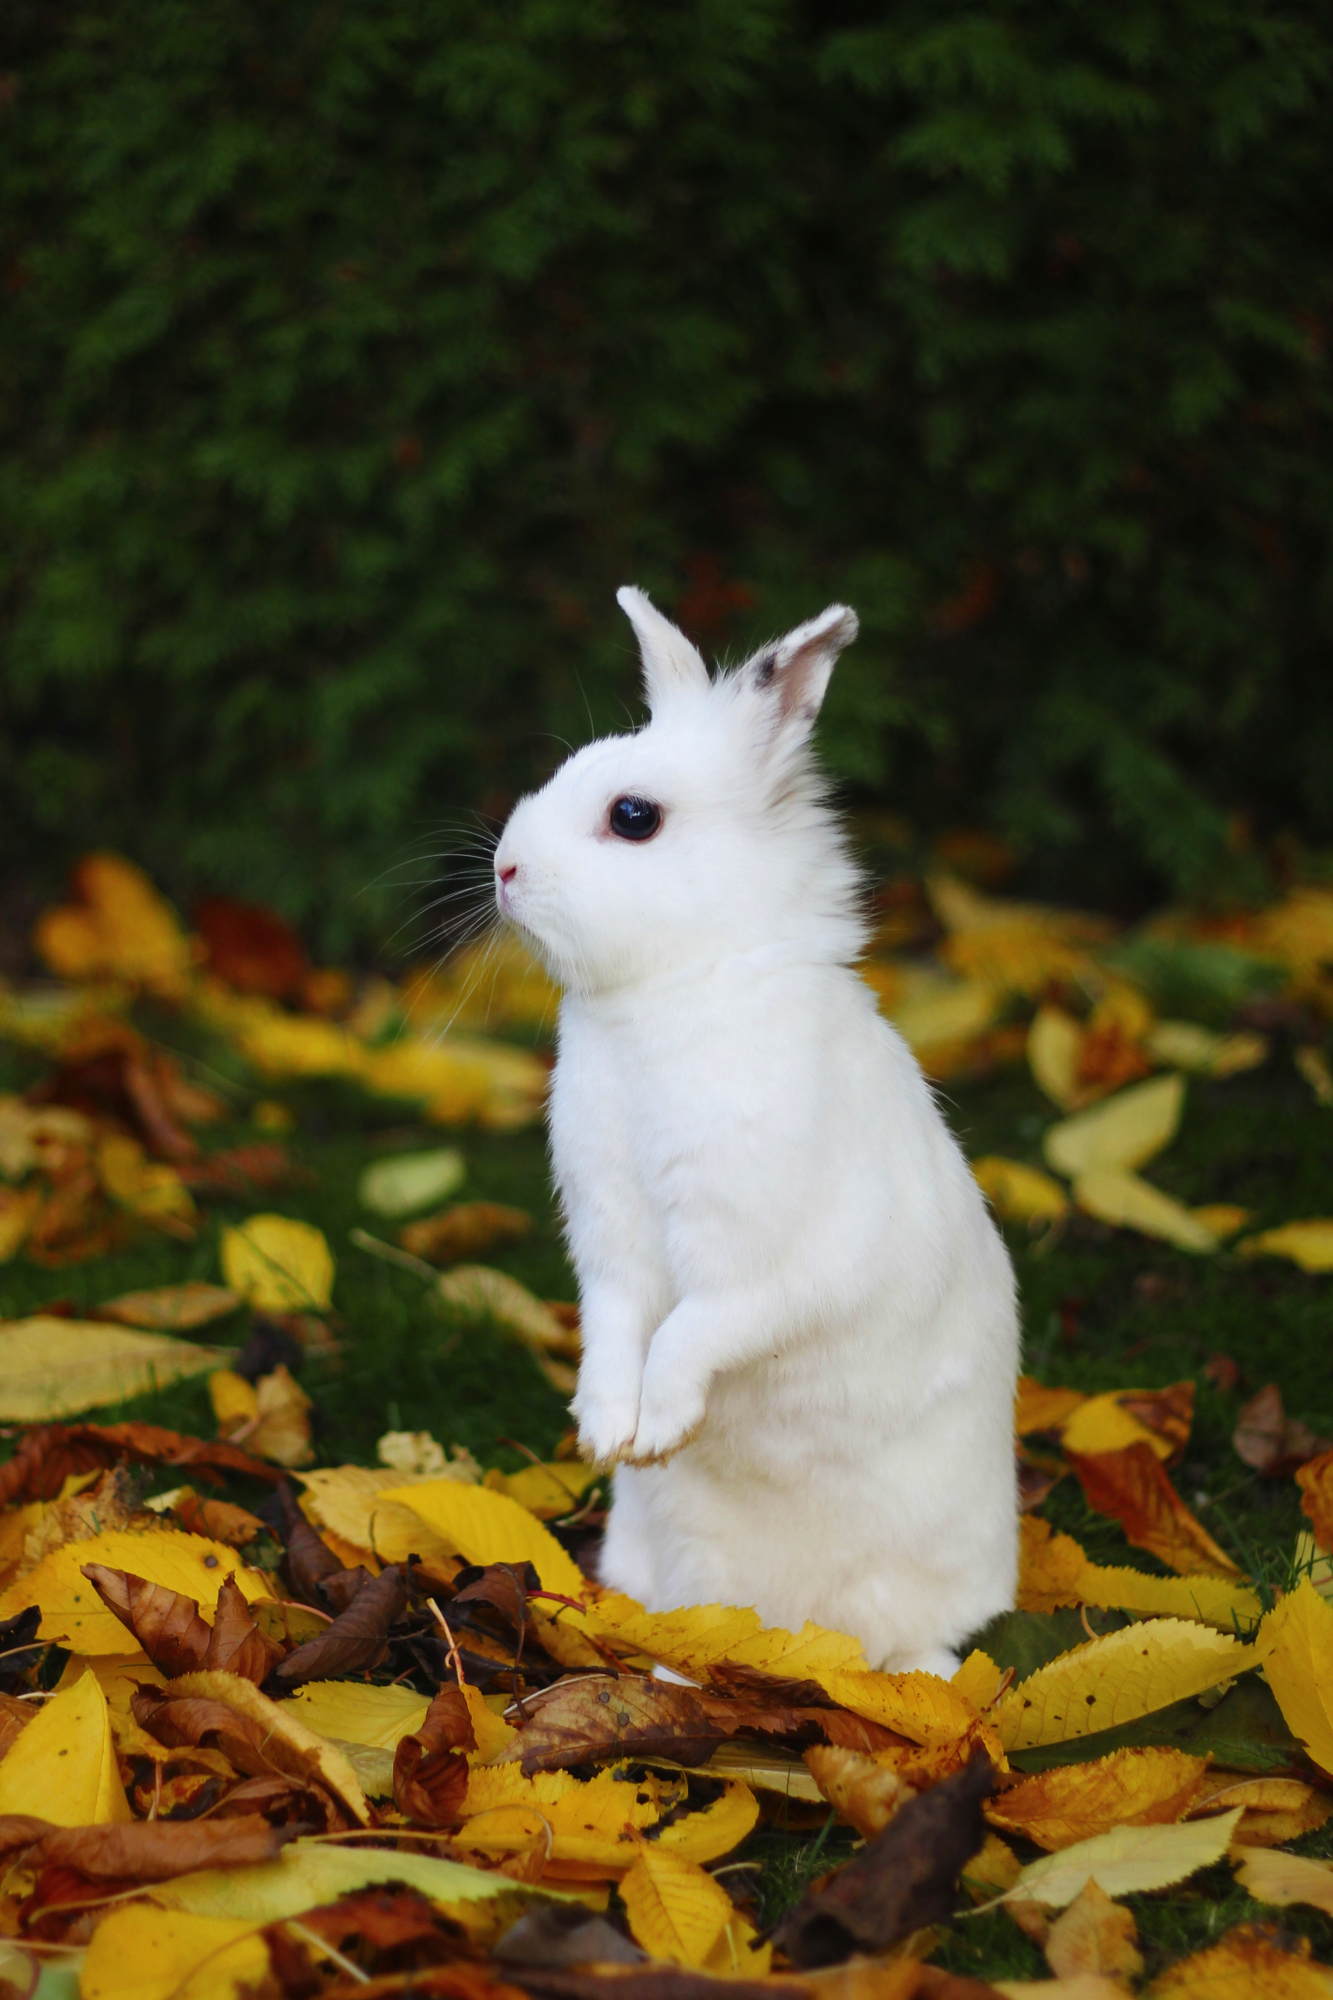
xmin=1061 ymin=1391 xmax=1175 ymax=1460
xmin=593 ymin=1591 xmax=865 ymax=1682
xmin=96 ymin=1132 xmax=196 ymax=1230
xmin=0 ymin=1667 xmax=130 ymax=1823
xmin=499 ymin=1461 xmax=602 ymax=1520
xmin=888 ymin=978 xmax=999 ymax=1054
xmin=1044 ymin=1879 xmax=1143 ymax=1985
xmin=357 ymin=1031 xmax=548 ymax=1132
xmin=220 ymin=1213 xmax=334 ymax=1312
xmin=459 ymin=1761 xmax=662 ymax=1873
xmin=620 ymin=1846 xmax=737 ymax=1965
xmin=35 ymin=854 xmax=194 ymax=993
xmin=170 ymin=1669 xmax=369 ymax=1823
xmin=280 ymin=1679 xmax=431 ymax=1751
xmin=1005 ymin=1808 xmax=1243 ymax=1911
xmin=81 ymin=1905 xmax=269 ymax=2000
xmin=1147 ymin=1920 xmax=1333 ymax=1998
xmin=1074 ymin=1169 xmax=1220 ymax=1253
xmin=952 ymin=1649 xmax=1004 ymax=1711
xmin=404 ymin=936 xmax=560 ymax=1037
xmin=1015 ymin=1378 xmax=1086 ymax=1435
xmin=995 ymin=1620 xmax=1254 ymax=1752
xmin=1145 ymin=1020 xmax=1268 ymax=1077
xmin=1234 ymin=1847 xmax=1333 ymax=1918
xmin=0 ymin=1316 xmax=228 ymax=1421
xmin=1018 ymin=1516 xmax=1260 ymax=1630
xmin=434 ymin=1265 xmax=574 ymax=1353
xmin=1044 ymin=1073 xmax=1186 ymax=1177
xmin=653 ymin=1779 xmax=761 ymax=1865
xmin=927 ymin=874 xmax=1109 ymax=996
xmin=0 ymin=1525 xmax=272 ymax=1652
xmin=248 ymin=1364 xmax=314 ymax=1468
xmin=987 ymin=1747 xmax=1210 ymax=1850
xmin=974 ymin=1157 xmax=1069 ymax=1227
xmin=1252 ymin=1576 xmax=1333 ymax=1776
xmin=359 ymin=1147 xmax=466 ymax=1216
xmin=95 ymin=1282 xmax=243 ymax=1332
xmin=382 ymin=1477 xmax=588 ymax=1600
xmin=1190 ymin=1203 xmax=1253 ymax=1240
xmin=815 ymin=1667 xmax=981 ymax=1748
xmin=1027 ymin=1006 xmax=1086 ymax=1111
xmin=804 ymin=1746 xmax=916 ymax=1839
xmin=0 ymin=1185 xmax=41 ymax=1262
xmin=1192 ymin=1773 xmax=1332 ymax=1847
xmin=154 ymin=1834 xmax=531 ymax=1928
xmin=1236 ymin=1220 xmax=1333 ymax=1274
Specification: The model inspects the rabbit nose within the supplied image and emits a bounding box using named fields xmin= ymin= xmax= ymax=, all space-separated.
xmin=496 ymin=861 xmax=518 ymax=885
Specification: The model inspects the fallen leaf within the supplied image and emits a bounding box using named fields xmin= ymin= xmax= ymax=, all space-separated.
xmin=194 ymin=895 xmax=308 ymax=999
xmin=1015 ymin=1379 xmax=1086 ymax=1436
xmin=1191 ymin=1205 xmax=1253 ymax=1240
xmin=80 ymin=1906 xmax=271 ymax=2000
xmin=383 ymin=1478 xmax=588 ymax=1602
xmin=593 ymin=1594 xmax=865 ymax=1686
xmin=495 ymin=1461 xmax=600 ymax=1521
xmin=495 ymin=1904 xmax=647 ymax=1968
xmin=1006 ymin=1674 xmax=1305 ymax=1782
xmin=1073 ymin=1169 xmax=1219 ymax=1253
xmin=772 ymin=1748 xmax=994 ymax=1966
xmin=268 ymin=1563 xmax=408 ymax=1686
xmin=1233 ymin=1385 xmax=1332 ymax=1477
xmin=0 ymin=1813 xmax=289 ymax=1880
xmin=158 ymin=1489 xmax=267 ymax=1547
xmin=650 ymin=1778 xmax=762 ymax=1865
xmin=986 ymin=1746 xmax=1210 ymax=1849
xmin=84 ymin=1566 xmax=281 ymax=1682
xmin=209 ymin=1363 xmax=314 ymax=1467
xmin=457 ymin=1759 xmax=666 ymax=1875
xmin=1295 ymin=1043 xmax=1333 ymax=1107
xmin=96 ymin=1131 xmax=197 ymax=1234
xmin=1044 ymin=1074 xmax=1186 ymax=1178
xmin=394 ymin=1685 xmax=476 ymax=1825
xmin=503 ymin=1676 xmax=737 ymax=1775
xmin=1065 ymin=1443 xmax=1240 ymax=1573
xmin=1027 ymin=1007 xmax=1086 ymax=1111
xmin=995 ymin=1619 xmax=1254 ymax=1753
xmin=279 ymin=1679 xmax=431 ymax=1752
xmin=0 ymin=1419 xmax=280 ymax=1506
xmin=220 ymin=1212 xmax=334 ymax=1311
xmin=0 ymin=1185 xmax=41 ymax=1261
xmin=1145 ymin=1021 xmax=1267 ymax=1077
xmin=1190 ymin=1772 xmax=1332 ymax=1846
xmin=1253 ymin=1576 xmax=1333 ymax=1777
xmin=1004 ymin=1807 xmax=1242 ymax=1911
xmin=1018 ymin=1515 xmax=1262 ymax=1629
xmin=1235 ymin=1219 xmax=1333 ymax=1273
xmin=1061 ymin=1385 xmax=1192 ymax=1464
xmin=360 ymin=1147 xmax=467 ymax=1217
xmin=1298 ymin=1449 xmax=1333 ymax=1552
xmin=0 ymin=1668 xmax=130 ymax=1823
xmin=435 ymin=1265 xmax=577 ymax=1356
xmin=136 ymin=1669 xmax=371 ymax=1823
xmin=1044 ymin=1879 xmax=1143 ymax=1984
xmin=34 ymin=853 xmax=194 ymax=993
xmin=1234 ymin=1846 xmax=1333 ymax=1917
xmin=1146 ymin=1920 xmax=1333 ymax=1997
xmin=973 ymin=1159 xmax=1069 ymax=1228
xmin=401 ymin=1201 xmax=535 ymax=1264
xmin=0 ymin=1318 xmax=229 ymax=1422
xmin=805 ymin=1745 xmax=917 ymax=1838
xmin=93 ymin=1282 xmax=243 ymax=1332
xmin=379 ymin=1429 xmax=463 ymax=1477
xmin=620 ymin=1846 xmax=742 ymax=1968
xmin=295 ymin=1885 xmax=465 ymax=1963
xmin=0 ymin=1524 xmax=272 ymax=1652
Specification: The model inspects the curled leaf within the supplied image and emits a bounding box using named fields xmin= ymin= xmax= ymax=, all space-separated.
xmin=394 ymin=1686 xmax=477 ymax=1827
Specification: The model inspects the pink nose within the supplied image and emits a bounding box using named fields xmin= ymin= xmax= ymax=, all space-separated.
xmin=497 ymin=862 xmax=517 ymax=885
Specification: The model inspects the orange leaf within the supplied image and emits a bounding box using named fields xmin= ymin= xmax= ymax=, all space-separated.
xmin=1065 ymin=1443 xmax=1239 ymax=1575
xmin=1297 ymin=1448 xmax=1333 ymax=1553
xmin=986 ymin=1747 xmax=1210 ymax=1851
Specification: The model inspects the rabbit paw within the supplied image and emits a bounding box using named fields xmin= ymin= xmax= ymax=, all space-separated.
xmin=623 ymin=1384 xmax=706 ymax=1466
xmin=573 ymin=1394 xmax=641 ymax=1470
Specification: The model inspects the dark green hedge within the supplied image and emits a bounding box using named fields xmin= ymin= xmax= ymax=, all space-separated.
xmin=3 ymin=1 xmax=1331 ymax=951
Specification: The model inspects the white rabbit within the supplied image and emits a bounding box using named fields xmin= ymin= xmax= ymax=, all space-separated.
xmin=493 ymin=588 xmax=1019 ymax=1673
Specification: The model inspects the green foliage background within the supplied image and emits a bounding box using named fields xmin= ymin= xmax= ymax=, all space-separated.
xmin=3 ymin=0 xmax=1331 ymax=951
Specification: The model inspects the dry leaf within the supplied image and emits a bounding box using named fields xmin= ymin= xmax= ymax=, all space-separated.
xmin=1018 ymin=1516 xmax=1262 ymax=1628
xmin=1235 ymin=1220 xmax=1333 ymax=1273
xmin=1145 ymin=1021 xmax=1267 ymax=1077
xmin=84 ymin=1567 xmax=281 ymax=1682
xmin=0 ymin=1524 xmax=272 ymax=1651
xmin=1065 ymin=1443 xmax=1240 ymax=1574
xmin=1233 ymin=1846 xmax=1333 ymax=1917
xmin=394 ymin=1684 xmax=475 ymax=1826
xmin=1028 ymin=1007 xmax=1086 ymax=1111
xmin=1190 ymin=1773 xmax=1332 ymax=1846
xmin=805 ymin=1745 xmax=917 ymax=1838
xmin=194 ymin=895 xmax=307 ymax=999
xmin=435 ymin=1265 xmax=576 ymax=1354
xmin=1044 ymin=1879 xmax=1143 ymax=1984
xmin=1234 ymin=1385 xmax=1331 ymax=1477
xmin=209 ymin=1363 xmax=313 ymax=1467
xmin=1298 ymin=1449 xmax=1333 ymax=1552
xmin=986 ymin=1747 xmax=1210 ymax=1849
xmin=619 ymin=1845 xmax=741 ymax=1968
xmin=1073 ymin=1169 xmax=1219 ymax=1253
xmin=503 ymin=1675 xmax=736 ymax=1774
xmin=359 ymin=1147 xmax=467 ymax=1217
xmin=0 ymin=1317 xmax=229 ymax=1421
xmin=1061 ymin=1386 xmax=1189 ymax=1463
xmin=1044 ymin=1074 xmax=1186 ymax=1177
xmin=383 ymin=1477 xmax=588 ymax=1601
xmin=269 ymin=1563 xmax=408 ymax=1687
xmin=1147 ymin=1920 xmax=1333 ymax=1998
xmin=0 ymin=1668 xmax=130 ymax=1824
xmin=139 ymin=1668 xmax=371 ymax=1823
xmin=401 ymin=1200 xmax=534 ymax=1264
xmin=1253 ymin=1576 xmax=1333 ymax=1777
xmin=0 ymin=1419 xmax=278 ymax=1505
xmin=1006 ymin=1807 xmax=1242 ymax=1911
xmin=1016 ymin=1379 xmax=1087 ymax=1436
xmin=220 ymin=1212 xmax=334 ymax=1311
xmin=34 ymin=853 xmax=194 ymax=993
xmin=93 ymin=1282 xmax=243 ymax=1332
xmin=973 ymin=1158 xmax=1069 ymax=1227
xmin=995 ymin=1619 xmax=1254 ymax=1753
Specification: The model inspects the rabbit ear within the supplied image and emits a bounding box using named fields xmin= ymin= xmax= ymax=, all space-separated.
xmin=617 ymin=586 xmax=710 ymax=710
xmin=746 ymin=604 xmax=859 ymax=741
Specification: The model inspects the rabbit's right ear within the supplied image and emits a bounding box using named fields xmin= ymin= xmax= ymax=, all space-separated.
xmin=617 ymin=586 xmax=710 ymax=711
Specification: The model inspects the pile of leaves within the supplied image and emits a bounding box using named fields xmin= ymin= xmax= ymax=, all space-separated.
xmin=0 ymin=853 xmax=1332 ymax=1994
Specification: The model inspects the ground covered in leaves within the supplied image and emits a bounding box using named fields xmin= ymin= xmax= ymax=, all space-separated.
xmin=0 ymin=854 xmax=1331 ymax=2000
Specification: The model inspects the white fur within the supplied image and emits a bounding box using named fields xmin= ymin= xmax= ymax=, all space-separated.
xmin=493 ymin=588 xmax=1019 ymax=1672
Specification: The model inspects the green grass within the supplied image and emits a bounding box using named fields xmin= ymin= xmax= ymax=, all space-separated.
xmin=2 ymin=1018 xmax=1332 ymax=1980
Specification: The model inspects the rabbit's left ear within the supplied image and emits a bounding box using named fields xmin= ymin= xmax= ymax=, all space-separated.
xmin=617 ymin=586 xmax=710 ymax=711
xmin=746 ymin=605 xmax=859 ymax=741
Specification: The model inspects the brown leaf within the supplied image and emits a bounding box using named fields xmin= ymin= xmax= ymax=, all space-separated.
xmin=92 ymin=1282 xmax=243 ymax=1332
xmin=130 ymin=1684 xmax=352 ymax=1828
xmin=1233 ymin=1384 xmax=1332 ymax=1478
xmin=301 ymin=1886 xmax=464 ymax=1957
xmin=10 ymin=1814 xmax=289 ymax=1881
xmin=272 ymin=1478 xmax=349 ymax=1601
xmin=1298 ymin=1447 xmax=1333 ymax=1553
xmin=1117 ymin=1381 xmax=1195 ymax=1464
xmin=29 ymin=1042 xmax=197 ymax=1160
xmin=22 ymin=1465 xmax=157 ymax=1569
xmin=495 ymin=1906 xmax=648 ymax=1969
xmin=0 ymin=1694 xmax=32 ymax=1760
xmin=269 ymin=1563 xmax=409 ymax=1687
xmin=178 ymin=1142 xmax=303 ymax=1197
xmin=771 ymin=1748 xmax=995 ymax=1967
xmin=506 ymin=1676 xmax=734 ymax=1775
xmin=81 ymin=1563 xmax=212 ymax=1674
xmin=394 ymin=1685 xmax=476 ymax=1827
xmin=804 ymin=1747 xmax=917 ymax=1840
xmin=195 ymin=895 xmax=309 ymax=999
xmin=1204 ymin=1352 xmax=1242 ymax=1394
xmin=0 ymin=1419 xmax=279 ymax=1507
xmin=203 ymin=1574 xmax=285 ymax=1681
xmin=500 ymin=1961 xmax=998 ymax=2000
xmin=172 ymin=1490 xmax=267 ymax=1547
xmin=1044 ymin=1879 xmax=1142 ymax=1983
xmin=400 ymin=1203 xmax=534 ymax=1266
xmin=1064 ymin=1443 xmax=1240 ymax=1574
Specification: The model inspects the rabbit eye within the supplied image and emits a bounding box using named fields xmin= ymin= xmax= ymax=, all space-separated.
xmin=608 ymin=795 xmax=662 ymax=842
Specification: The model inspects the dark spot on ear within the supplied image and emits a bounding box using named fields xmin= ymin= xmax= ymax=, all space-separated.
xmin=753 ymin=649 xmax=778 ymax=688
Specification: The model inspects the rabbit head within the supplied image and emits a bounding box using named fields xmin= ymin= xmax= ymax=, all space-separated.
xmin=494 ymin=587 xmax=864 ymax=994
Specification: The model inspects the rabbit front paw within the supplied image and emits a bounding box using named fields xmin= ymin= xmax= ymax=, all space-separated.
xmin=573 ymin=1393 xmax=641 ymax=1470
xmin=623 ymin=1382 xmax=706 ymax=1466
